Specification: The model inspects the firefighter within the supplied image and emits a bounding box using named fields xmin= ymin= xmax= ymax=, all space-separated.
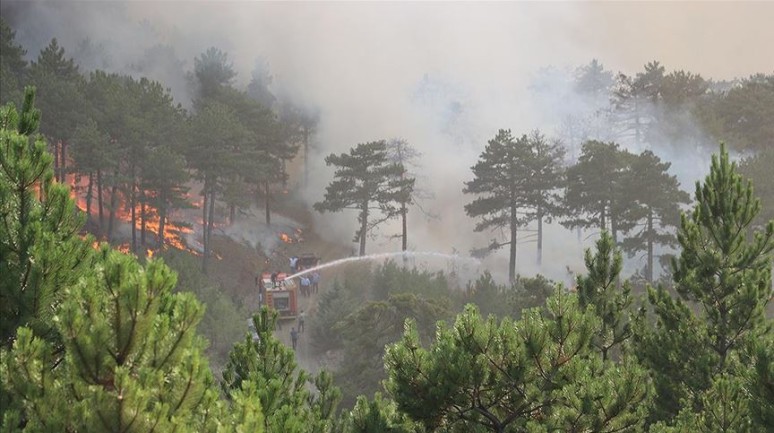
xmin=290 ymin=327 xmax=299 ymax=350
xmin=311 ymin=271 xmax=320 ymax=294
xmin=298 ymin=309 xmax=306 ymax=333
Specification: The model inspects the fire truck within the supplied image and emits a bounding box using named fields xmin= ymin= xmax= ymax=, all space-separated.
xmin=258 ymin=272 xmax=298 ymax=320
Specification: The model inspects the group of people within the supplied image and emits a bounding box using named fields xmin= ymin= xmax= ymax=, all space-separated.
xmin=298 ymin=272 xmax=320 ymax=297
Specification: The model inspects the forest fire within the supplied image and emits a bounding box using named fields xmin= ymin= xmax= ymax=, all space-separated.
xmin=66 ymin=175 xmax=198 ymax=255
xmin=279 ymin=232 xmax=293 ymax=243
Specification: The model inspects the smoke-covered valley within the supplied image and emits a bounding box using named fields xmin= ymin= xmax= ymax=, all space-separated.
xmin=3 ymin=1 xmax=773 ymax=284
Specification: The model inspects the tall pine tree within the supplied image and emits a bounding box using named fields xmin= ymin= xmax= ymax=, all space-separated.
xmin=634 ymin=144 xmax=774 ymax=426
xmin=314 ymin=140 xmax=413 ymax=256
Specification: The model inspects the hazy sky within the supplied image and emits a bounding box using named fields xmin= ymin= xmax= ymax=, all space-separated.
xmin=3 ymin=1 xmax=773 ymax=282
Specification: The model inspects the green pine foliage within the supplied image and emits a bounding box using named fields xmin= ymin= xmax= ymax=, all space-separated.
xmin=463 ymin=130 xmax=533 ymax=283
xmin=337 ymin=393 xmax=420 ymax=433
xmin=385 ymin=291 xmax=652 ymax=433
xmin=336 ymin=292 xmax=450 ymax=408
xmin=1 ymin=248 xmax=227 ymax=432
xmin=620 ymin=151 xmax=690 ymax=282
xmin=563 ymin=140 xmax=639 ymax=244
xmin=222 ymin=307 xmax=341 ymax=433
xmin=635 ymin=144 xmax=774 ymax=426
xmin=0 ymin=18 xmax=27 ymax=105
xmin=577 ymin=231 xmax=634 ymax=361
xmin=0 ymin=87 xmax=93 ymax=347
xmin=314 ymin=140 xmax=414 ymax=256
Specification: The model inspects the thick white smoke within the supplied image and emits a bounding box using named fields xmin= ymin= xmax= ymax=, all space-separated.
xmin=3 ymin=1 xmax=773 ymax=283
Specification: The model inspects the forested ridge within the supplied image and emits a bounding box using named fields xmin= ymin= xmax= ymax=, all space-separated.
xmin=2 ymin=17 xmax=774 ymax=433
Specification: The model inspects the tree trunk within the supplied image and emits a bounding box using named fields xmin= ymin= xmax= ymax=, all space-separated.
xmin=600 ymin=204 xmax=606 ymax=233
xmin=509 ymin=200 xmax=517 ymax=284
xmin=97 ymin=169 xmax=104 ymax=234
xmin=53 ymin=141 xmax=60 ymax=182
xmin=537 ymin=205 xmax=543 ymax=267
xmin=230 ymin=203 xmax=236 ymax=225
xmin=202 ymin=180 xmax=209 ymax=273
xmin=140 ymin=190 xmax=146 ymax=246
xmin=401 ymin=201 xmax=408 ymax=266
xmin=107 ymin=170 xmax=119 ymax=242
xmin=158 ymin=190 xmax=167 ymax=247
xmin=207 ymin=184 xmax=216 ymax=258
xmin=86 ymin=172 xmax=93 ymax=219
xmin=203 ymin=181 xmax=209 ymax=249
xmin=634 ymin=98 xmax=641 ymax=146
xmin=60 ymin=141 xmax=67 ymax=183
xmin=359 ymin=201 xmax=368 ymax=256
xmin=130 ymin=165 xmax=137 ymax=253
xmin=265 ymin=180 xmax=271 ymax=225
xmin=303 ymin=126 xmax=309 ymax=187
xmin=281 ymin=159 xmax=287 ymax=189
xmin=647 ymin=208 xmax=654 ymax=282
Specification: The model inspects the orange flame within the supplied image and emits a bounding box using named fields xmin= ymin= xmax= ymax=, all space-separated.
xmin=279 ymin=232 xmax=293 ymax=243
xmin=67 ymin=175 xmax=198 ymax=254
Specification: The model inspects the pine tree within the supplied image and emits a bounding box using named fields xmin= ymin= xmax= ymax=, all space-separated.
xmin=187 ymin=100 xmax=249 ymax=272
xmin=576 ymin=231 xmax=633 ymax=362
xmin=563 ymin=140 xmax=638 ymax=244
xmin=335 ymin=292 xmax=449 ymax=408
xmin=337 ymin=393 xmax=420 ymax=433
xmin=385 ymin=292 xmax=652 ymax=433
xmin=464 ymin=130 xmax=532 ymax=283
xmin=748 ymin=332 xmax=774 ymax=430
xmin=0 ymin=19 xmax=28 ymax=105
xmin=1 ymin=248 xmax=227 ymax=432
xmin=386 ymin=138 xmax=427 ymax=255
xmin=222 ymin=307 xmax=341 ymax=433
xmin=620 ymin=151 xmax=690 ymax=282
xmin=0 ymin=87 xmax=92 ymax=347
xmin=314 ymin=140 xmax=414 ymax=256
xmin=29 ymin=38 xmax=86 ymax=183
xmin=634 ymin=144 xmax=774 ymax=425
xmin=523 ymin=131 xmax=565 ymax=266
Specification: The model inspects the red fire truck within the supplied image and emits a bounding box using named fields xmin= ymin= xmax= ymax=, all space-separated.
xmin=259 ymin=272 xmax=298 ymax=320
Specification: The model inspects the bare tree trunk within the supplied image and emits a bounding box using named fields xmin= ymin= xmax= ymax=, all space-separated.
xmin=359 ymin=201 xmax=368 ymax=256
xmin=647 ymin=208 xmax=654 ymax=282
xmin=60 ymin=141 xmax=67 ymax=183
xmin=281 ymin=159 xmax=287 ymax=189
xmin=537 ymin=205 xmax=543 ymax=267
xmin=107 ymin=170 xmax=119 ymax=242
xmin=207 ymin=183 xmax=216 ymax=257
xmin=264 ymin=180 xmax=271 ymax=225
xmin=401 ymin=201 xmax=408 ymax=266
xmin=509 ymin=200 xmax=517 ymax=284
xmin=600 ymin=204 xmax=606 ymax=233
xmin=53 ymin=141 xmax=60 ymax=182
xmin=130 ymin=165 xmax=137 ymax=253
xmin=86 ymin=172 xmax=93 ymax=219
xmin=202 ymin=180 xmax=209 ymax=273
xmin=303 ymin=126 xmax=309 ymax=188
xmin=158 ymin=191 xmax=167 ymax=247
xmin=140 ymin=190 xmax=146 ymax=246
xmin=97 ymin=169 xmax=104 ymax=234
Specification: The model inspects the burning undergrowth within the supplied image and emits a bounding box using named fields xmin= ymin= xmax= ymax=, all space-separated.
xmin=67 ymin=172 xmax=306 ymax=262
